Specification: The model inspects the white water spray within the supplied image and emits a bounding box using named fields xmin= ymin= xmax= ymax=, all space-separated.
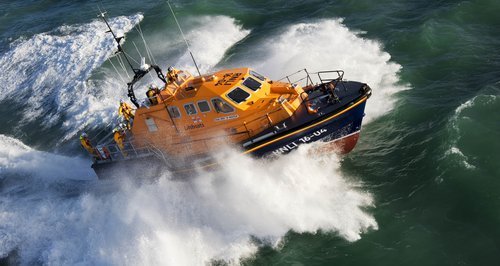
xmin=0 ymin=140 xmax=376 ymax=265
xmin=239 ymin=19 xmax=408 ymax=122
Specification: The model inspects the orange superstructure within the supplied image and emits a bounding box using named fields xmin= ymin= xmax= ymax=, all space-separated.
xmin=130 ymin=67 xmax=304 ymax=159
xmin=87 ymin=12 xmax=372 ymax=179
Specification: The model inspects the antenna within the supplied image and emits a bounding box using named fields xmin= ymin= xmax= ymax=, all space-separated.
xmin=166 ymin=1 xmax=202 ymax=76
xmin=98 ymin=11 xmax=139 ymax=75
xmin=97 ymin=9 xmax=168 ymax=108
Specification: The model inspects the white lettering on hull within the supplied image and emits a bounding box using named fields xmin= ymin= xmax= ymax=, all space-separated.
xmin=272 ymin=128 xmax=328 ymax=155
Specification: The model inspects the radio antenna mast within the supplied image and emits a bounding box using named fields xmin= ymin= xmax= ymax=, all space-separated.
xmin=98 ymin=11 xmax=140 ymax=75
xmin=166 ymin=1 xmax=202 ymax=76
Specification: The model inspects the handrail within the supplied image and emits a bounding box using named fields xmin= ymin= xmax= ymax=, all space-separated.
xmin=278 ymin=68 xmax=344 ymax=87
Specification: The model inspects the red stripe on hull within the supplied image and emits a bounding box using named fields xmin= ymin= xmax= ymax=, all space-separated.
xmin=316 ymin=131 xmax=360 ymax=154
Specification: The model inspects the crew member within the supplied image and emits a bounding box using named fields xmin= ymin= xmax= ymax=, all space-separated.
xmin=80 ymin=133 xmax=100 ymax=160
xmin=166 ymin=66 xmax=179 ymax=86
xmin=113 ymin=127 xmax=127 ymax=157
xmin=118 ymin=100 xmax=135 ymax=129
xmin=146 ymin=84 xmax=160 ymax=105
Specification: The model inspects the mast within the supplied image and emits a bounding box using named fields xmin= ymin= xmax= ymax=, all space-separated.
xmin=98 ymin=12 xmax=167 ymax=108
xmin=98 ymin=12 xmax=139 ymax=75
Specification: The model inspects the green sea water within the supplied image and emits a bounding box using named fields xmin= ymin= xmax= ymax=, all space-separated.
xmin=1 ymin=0 xmax=499 ymax=265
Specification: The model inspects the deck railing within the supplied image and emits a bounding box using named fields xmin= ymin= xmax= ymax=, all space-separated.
xmin=278 ymin=69 xmax=344 ymax=87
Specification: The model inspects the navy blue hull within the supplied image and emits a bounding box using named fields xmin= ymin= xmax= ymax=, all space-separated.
xmin=91 ymin=79 xmax=371 ymax=179
xmin=244 ymin=98 xmax=367 ymax=157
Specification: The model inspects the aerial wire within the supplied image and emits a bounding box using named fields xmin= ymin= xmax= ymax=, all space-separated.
xmin=108 ymin=58 xmax=126 ymax=83
xmin=166 ymin=0 xmax=202 ymax=76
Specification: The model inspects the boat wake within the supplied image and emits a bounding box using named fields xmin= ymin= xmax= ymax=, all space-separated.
xmin=0 ymin=14 xmax=144 ymax=145
xmin=0 ymin=134 xmax=95 ymax=181
xmin=0 ymin=137 xmax=376 ymax=265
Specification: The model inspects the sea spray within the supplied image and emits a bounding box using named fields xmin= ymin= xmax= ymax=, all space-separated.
xmin=238 ymin=19 xmax=408 ymax=122
xmin=176 ymin=16 xmax=251 ymax=74
xmin=0 ymin=134 xmax=94 ymax=181
xmin=0 ymin=141 xmax=376 ymax=265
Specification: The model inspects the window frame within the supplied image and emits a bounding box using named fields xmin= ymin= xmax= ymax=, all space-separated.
xmin=145 ymin=117 xmax=158 ymax=132
xmin=183 ymin=103 xmax=198 ymax=116
xmin=168 ymin=106 xmax=182 ymax=119
xmin=197 ymin=100 xmax=211 ymax=113
xmin=211 ymin=97 xmax=235 ymax=114
xmin=241 ymin=76 xmax=262 ymax=92
xmin=226 ymin=87 xmax=251 ymax=105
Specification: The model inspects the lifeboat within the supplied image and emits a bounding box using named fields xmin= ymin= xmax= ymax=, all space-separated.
xmin=85 ymin=13 xmax=372 ymax=179
xmin=88 ymin=66 xmax=371 ymax=179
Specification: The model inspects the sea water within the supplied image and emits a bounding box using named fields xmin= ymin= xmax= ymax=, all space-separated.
xmin=0 ymin=1 xmax=499 ymax=265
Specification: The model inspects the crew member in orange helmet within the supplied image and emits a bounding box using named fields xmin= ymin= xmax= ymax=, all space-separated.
xmin=80 ymin=132 xmax=101 ymax=160
xmin=113 ymin=127 xmax=127 ymax=157
xmin=118 ymin=99 xmax=135 ymax=129
xmin=166 ymin=66 xmax=180 ymax=86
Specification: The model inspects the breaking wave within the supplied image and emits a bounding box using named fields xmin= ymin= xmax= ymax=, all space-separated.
xmin=177 ymin=16 xmax=250 ymax=73
xmin=443 ymin=93 xmax=500 ymax=171
xmin=237 ymin=19 xmax=408 ymax=122
xmin=0 ymin=15 xmax=143 ymax=140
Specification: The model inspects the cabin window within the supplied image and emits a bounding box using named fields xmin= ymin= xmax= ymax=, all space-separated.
xmin=250 ymin=70 xmax=266 ymax=81
xmin=184 ymin=103 xmax=197 ymax=115
xmin=197 ymin=100 xmax=211 ymax=113
xmin=145 ymin=117 xmax=158 ymax=132
xmin=211 ymin=98 xmax=234 ymax=113
xmin=168 ymin=106 xmax=181 ymax=118
xmin=242 ymin=76 xmax=262 ymax=91
xmin=227 ymin=87 xmax=250 ymax=104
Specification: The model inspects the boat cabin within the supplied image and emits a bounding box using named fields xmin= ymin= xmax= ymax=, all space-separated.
xmin=131 ymin=67 xmax=306 ymax=158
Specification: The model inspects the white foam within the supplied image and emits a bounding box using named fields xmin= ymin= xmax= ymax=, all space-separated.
xmin=445 ymin=146 xmax=476 ymax=169
xmin=0 ymin=145 xmax=376 ymax=265
xmin=0 ymin=14 xmax=143 ymax=141
xmin=444 ymin=94 xmax=498 ymax=170
xmin=237 ymin=19 xmax=408 ymax=122
xmin=177 ymin=16 xmax=250 ymax=73
xmin=0 ymin=134 xmax=95 ymax=180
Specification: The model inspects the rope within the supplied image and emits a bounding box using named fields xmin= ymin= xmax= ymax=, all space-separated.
xmin=108 ymin=58 xmax=126 ymax=83
xmin=116 ymin=54 xmax=131 ymax=79
xmin=123 ymin=50 xmax=140 ymax=64
xmin=136 ymin=23 xmax=157 ymax=65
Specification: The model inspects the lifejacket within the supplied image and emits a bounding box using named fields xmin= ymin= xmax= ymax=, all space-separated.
xmin=119 ymin=102 xmax=134 ymax=121
xmin=80 ymin=137 xmax=101 ymax=159
xmin=113 ymin=130 xmax=127 ymax=157
xmin=80 ymin=137 xmax=93 ymax=153
xmin=113 ymin=131 xmax=124 ymax=145
xmin=167 ymin=69 xmax=179 ymax=83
